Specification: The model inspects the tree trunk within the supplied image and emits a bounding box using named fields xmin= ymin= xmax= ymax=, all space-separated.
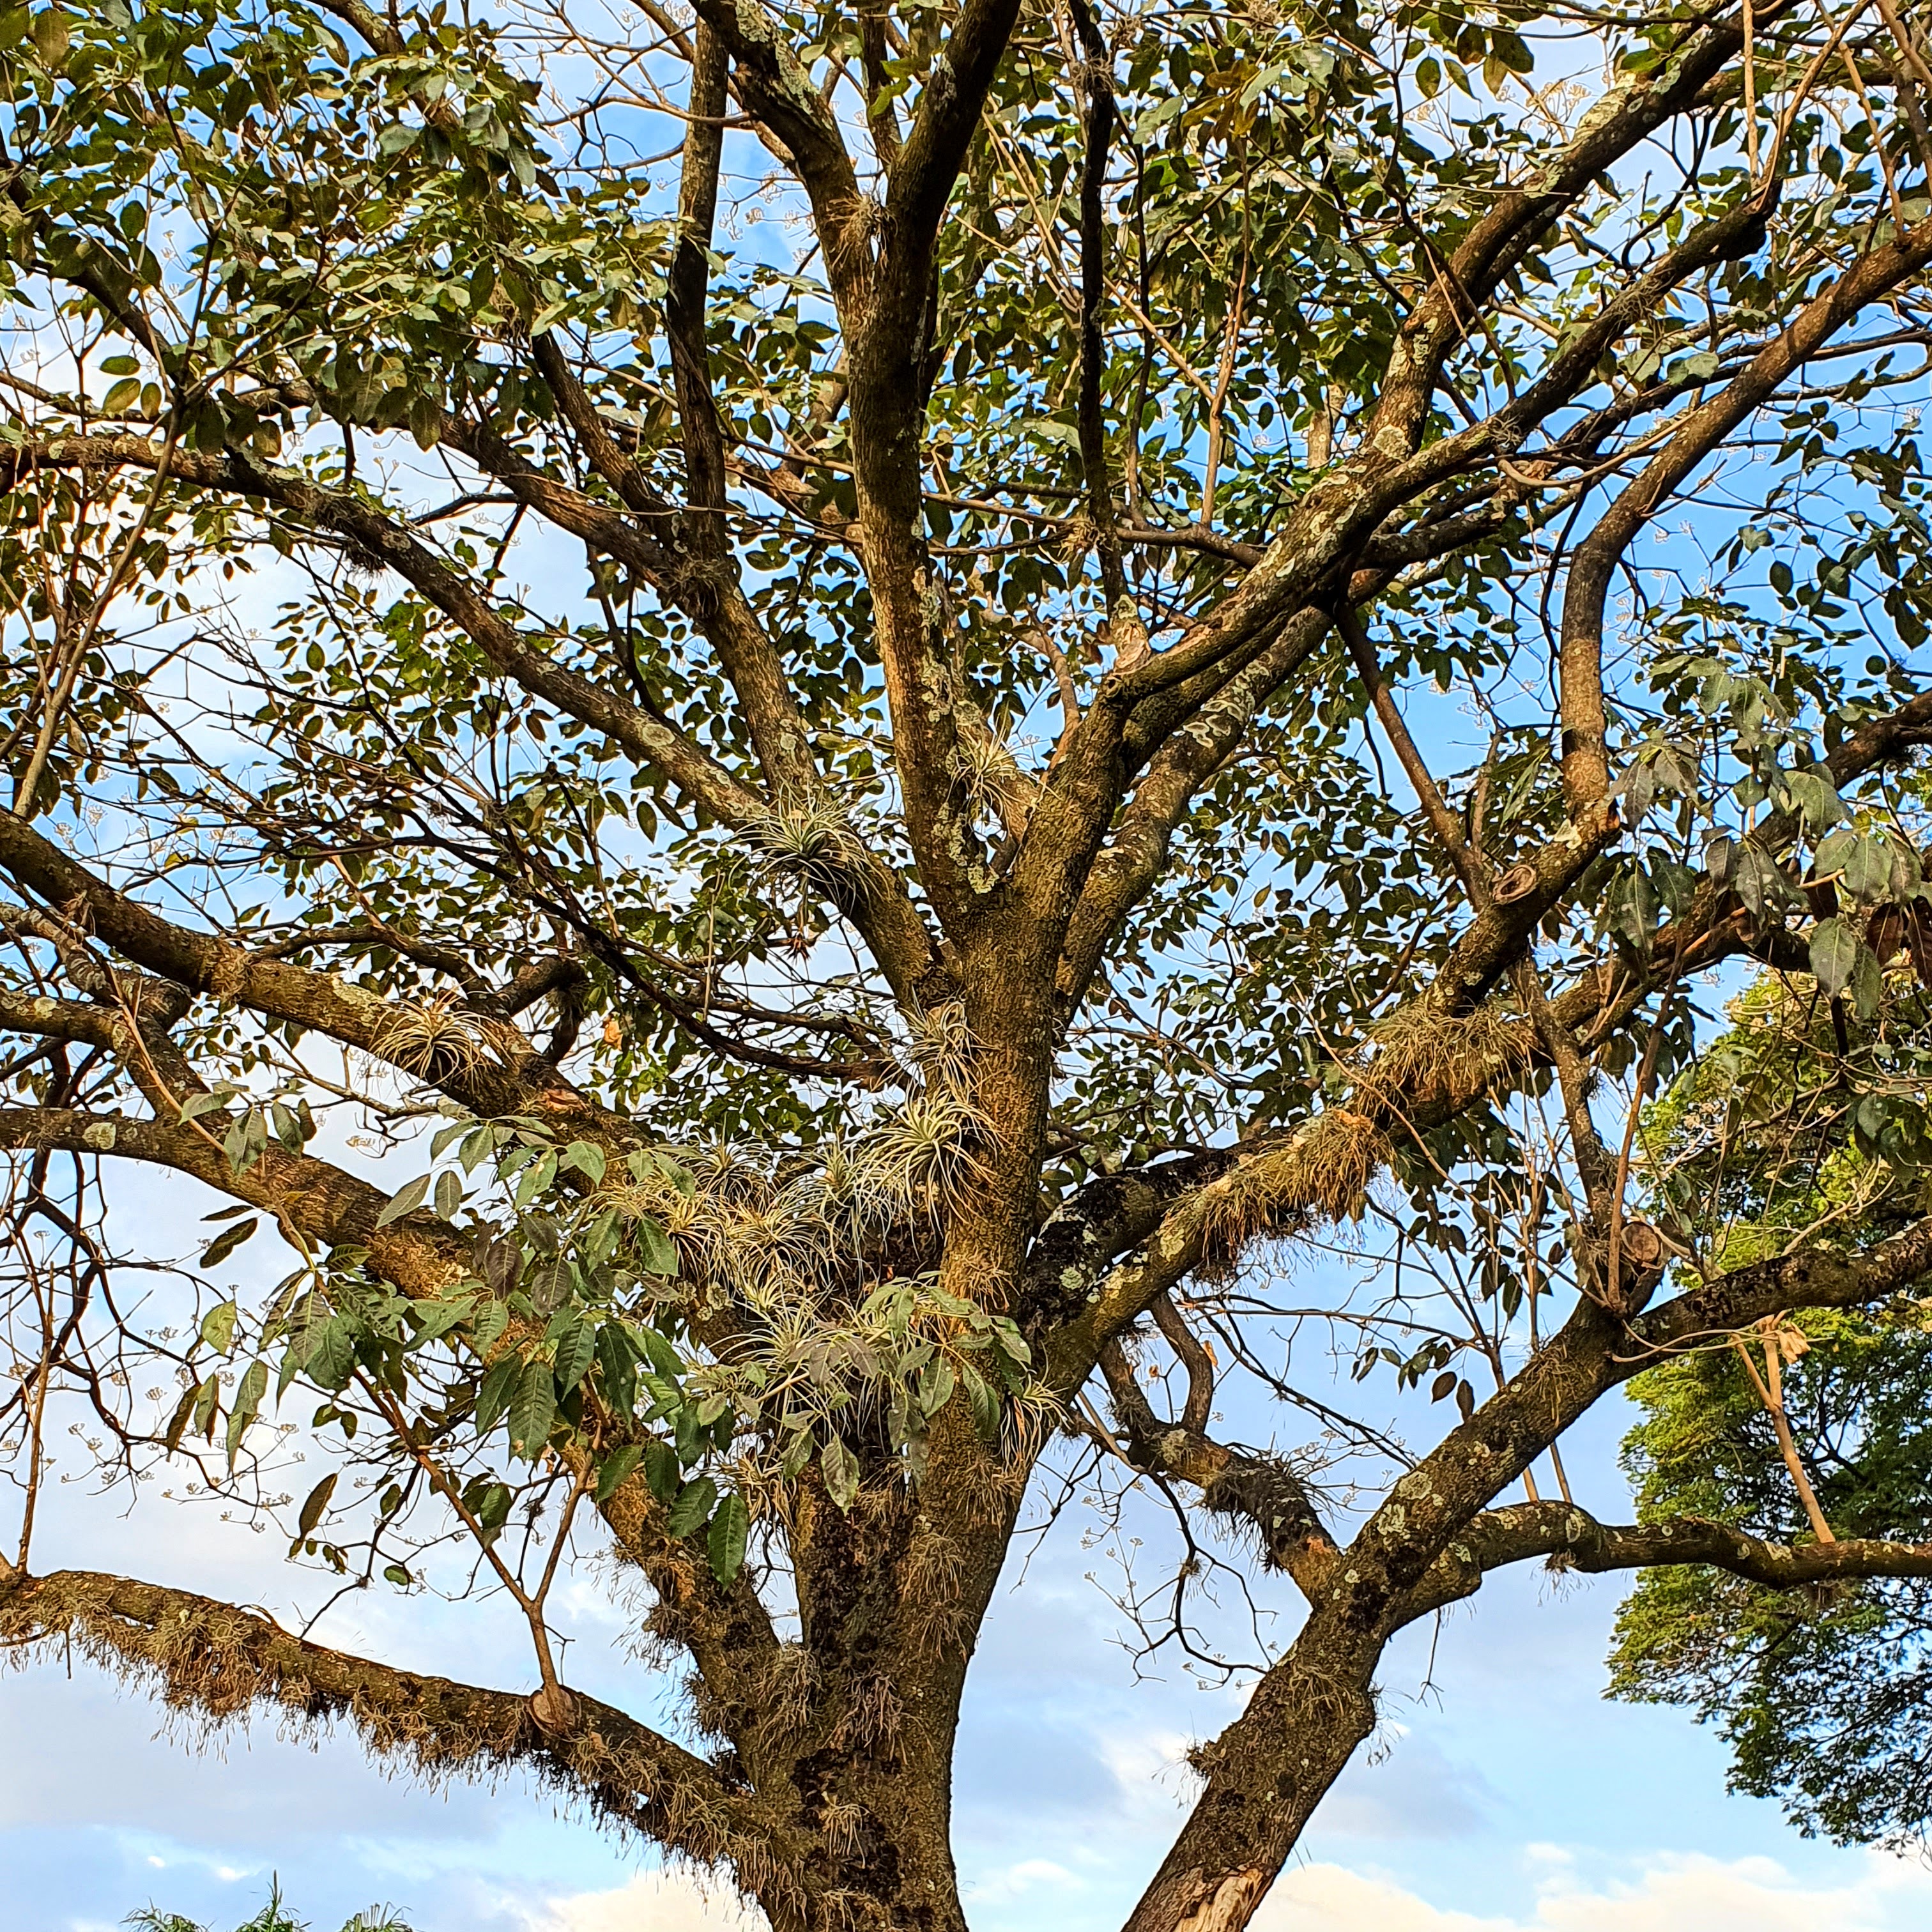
xmin=1120 ymin=1616 xmax=1383 ymax=1932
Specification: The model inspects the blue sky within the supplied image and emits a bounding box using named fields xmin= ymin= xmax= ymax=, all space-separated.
xmin=6 ymin=514 xmax=1919 ymax=1932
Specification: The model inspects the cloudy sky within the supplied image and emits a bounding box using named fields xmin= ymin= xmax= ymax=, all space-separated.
xmin=7 ymin=1160 xmax=1929 ymax=1932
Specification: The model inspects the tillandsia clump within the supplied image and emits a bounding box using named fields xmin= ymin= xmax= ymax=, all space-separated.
xmin=9 ymin=3 xmax=1932 ymax=1931
xmin=128 ymin=1878 xmax=411 ymax=1932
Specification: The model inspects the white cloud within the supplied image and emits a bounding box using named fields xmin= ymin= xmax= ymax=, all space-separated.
xmin=1096 ymin=1728 xmax=1201 ymax=1821
xmin=965 ymin=1857 xmax=1087 ymax=1906
xmin=509 ymin=1871 xmax=763 ymax=1932
xmin=509 ymin=1848 xmax=1932 ymax=1932
xmin=1261 ymin=1865 xmax=1517 ymax=1932
xmin=1256 ymin=1848 xmax=1932 ymax=1932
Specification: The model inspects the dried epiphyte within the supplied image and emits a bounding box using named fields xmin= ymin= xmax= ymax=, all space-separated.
xmin=0 ymin=1574 xmax=777 ymax=1887
xmin=371 ymin=994 xmax=516 ymax=1081
xmin=948 ymin=726 xmax=1033 ymax=836
xmin=1199 ymin=1110 xmax=1390 ymax=1265
xmin=743 ymin=799 xmax=885 ymax=898
xmin=1357 ymin=991 xmax=1529 ymax=1110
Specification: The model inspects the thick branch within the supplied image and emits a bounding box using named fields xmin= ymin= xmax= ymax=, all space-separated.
xmin=1441 ymin=1499 xmax=1932 ymax=1598
xmin=878 ymin=0 xmax=1025 ymax=336
xmin=689 ymin=0 xmax=862 ymax=291
xmin=0 ymin=808 xmax=610 ymax=1127
xmin=0 ymin=432 xmax=767 ymax=832
xmin=0 ymin=1566 xmax=799 ymax=1883
xmin=0 ymin=1103 xmax=464 ymax=1294
xmin=1557 ymin=224 xmax=1932 ymax=815
xmin=1054 ymin=610 xmax=1331 ymax=1005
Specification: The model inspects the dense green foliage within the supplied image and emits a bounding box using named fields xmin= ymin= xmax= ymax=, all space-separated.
xmin=1617 ymin=966 xmax=1932 ymax=1843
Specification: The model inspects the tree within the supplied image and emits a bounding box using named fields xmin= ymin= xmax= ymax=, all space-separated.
xmin=1613 ymin=968 xmax=1932 ymax=1847
xmin=4 ymin=1 xmax=1932 ymax=1928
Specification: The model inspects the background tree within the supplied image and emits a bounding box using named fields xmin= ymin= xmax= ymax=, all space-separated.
xmin=6 ymin=2 xmax=1932 ymax=1929
xmin=1613 ymin=960 xmax=1932 ymax=1847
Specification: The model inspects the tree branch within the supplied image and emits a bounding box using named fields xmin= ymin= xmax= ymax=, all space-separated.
xmin=0 ymin=808 xmax=611 ymax=1128
xmin=0 ymin=1565 xmax=802 ymax=1885
xmin=1436 ymin=1498 xmax=1932 ymax=1602
xmin=1096 ymin=1336 xmax=1338 ymax=1599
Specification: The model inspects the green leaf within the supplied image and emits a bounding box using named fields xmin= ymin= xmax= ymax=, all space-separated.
xmin=594 ymin=1442 xmax=643 ymax=1503
xmin=223 ymin=1108 xmax=266 ymax=1175
xmin=376 ymin=1172 xmax=431 ymax=1227
xmin=513 ymin=1149 xmax=558 ymax=1207
xmin=653 ymin=1153 xmax=697 ymax=1198
xmin=820 ymin=1435 xmax=859 ymax=1512
xmin=199 ymin=1300 xmax=240 ymax=1354
xmin=468 ymin=1480 xmax=513 ymax=1540
xmin=433 ymin=1169 xmax=463 ymax=1221
xmin=562 ymin=1139 xmax=606 ymax=1184
xmin=1852 ymin=940 xmax=1884 ymax=1022
xmin=226 ymin=1360 xmax=267 ymax=1468
xmin=666 ymin=1475 xmax=717 ymax=1536
xmin=199 ymin=1218 xmax=258 ymax=1269
xmin=410 ymin=1295 xmax=473 ymax=1347
xmin=635 ymin=1215 xmax=678 ymax=1276
xmin=304 ymin=1317 xmax=356 ymax=1392
xmin=595 ymin=1322 xmax=638 ymax=1418
xmin=549 ymin=1310 xmax=595 ymax=1392
xmin=162 ymin=1382 xmax=198 ymax=1454
xmin=959 ymin=1363 xmax=1001 ymax=1443
xmin=1814 ymin=825 xmax=1858 ymax=881
xmin=707 ymin=1491 xmax=749 ymax=1584
xmin=383 ymin=1563 xmax=412 ymax=1587
xmin=991 ymin=1315 xmax=1031 ymax=1367
xmin=1732 ymin=839 xmax=1790 ymax=917
xmin=1492 ymin=28 xmax=1533 ymax=72
xmin=474 ymin=1352 xmax=519 ymax=1436
xmin=917 ymin=1358 xmax=955 ymax=1417
xmin=471 ymin=1298 xmax=510 ymax=1356
xmin=1843 ymin=835 xmax=1895 ymax=903
xmin=1810 ymin=917 xmax=1859 ymax=995
xmin=643 ymin=1439 xmax=680 ymax=1503
xmin=1785 ymin=767 xmax=1845 ymax=829
xmin=409 ymin=394 xmax=441 ymax=450
xmin=508 ymin=1356 xmax=557 ymax=1459
xmin=635 ymin=1324 xmax=683 ymax=1379
xmin=29 ymin=8 xmax=70 ymax=66
xmin=296 ymin=1472 xmax=338 ymax=1538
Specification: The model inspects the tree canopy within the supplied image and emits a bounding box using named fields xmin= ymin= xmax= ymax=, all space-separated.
xmin=5 ymin=1 xmax=1932 ymax=1928
xmin=1613 ymin=969 xmax=1932 ymax=1848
